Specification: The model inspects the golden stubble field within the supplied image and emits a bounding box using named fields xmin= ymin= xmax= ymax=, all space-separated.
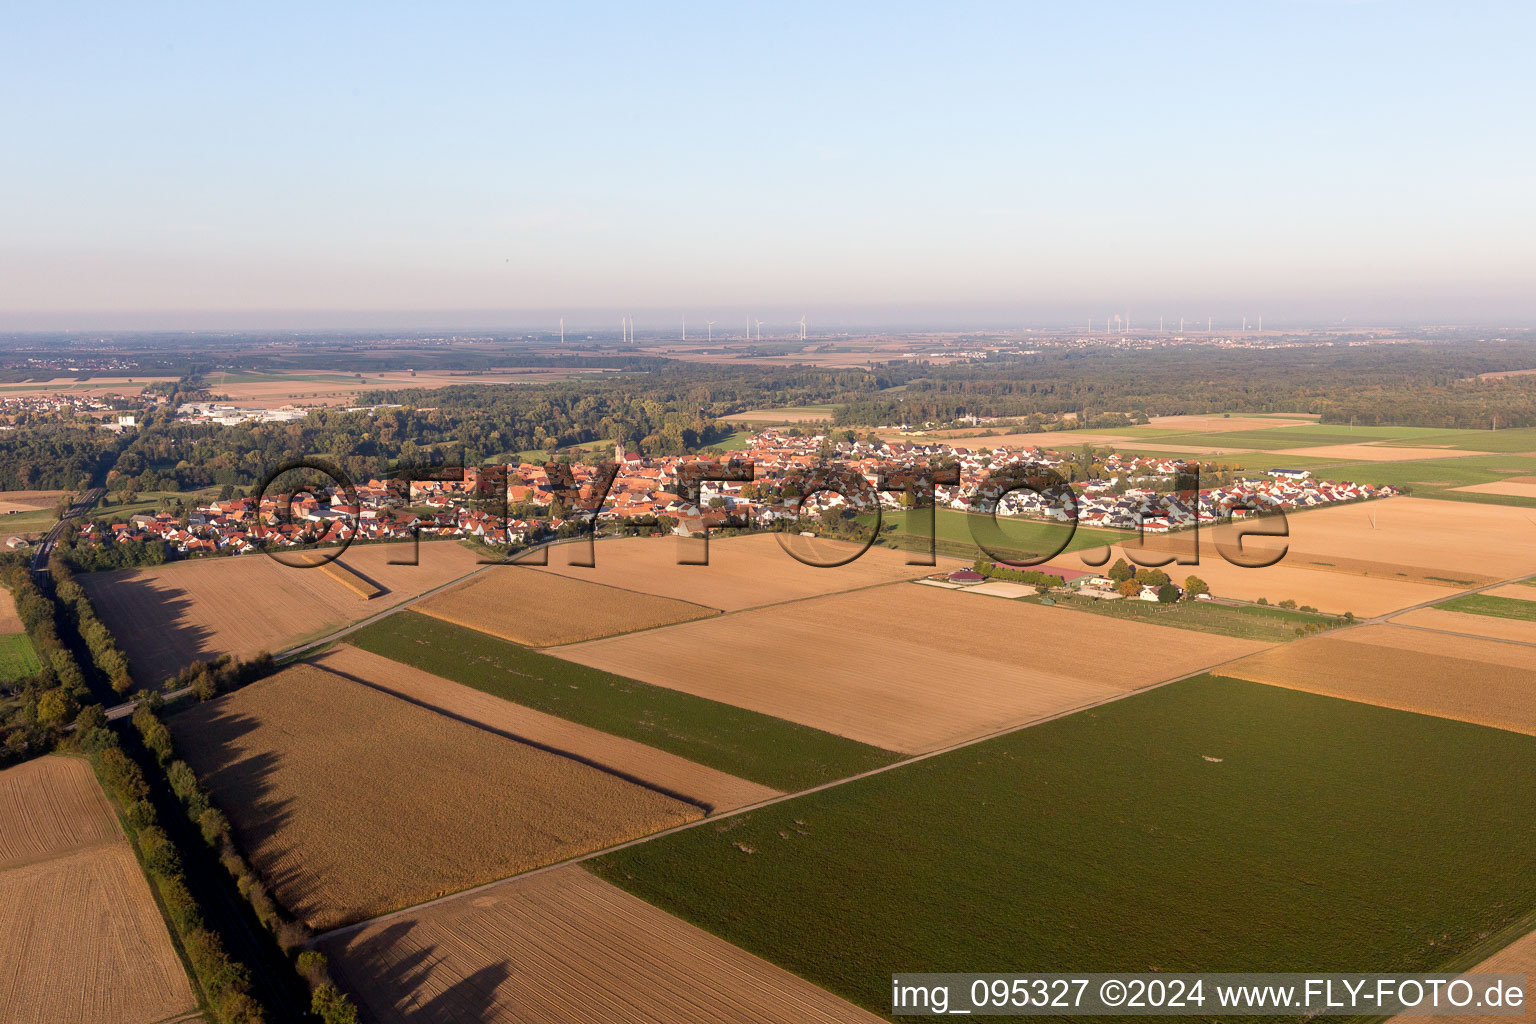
xmin=0 ymin=756 xmax=195 ymax=1024
xmin=312 ymin=644 xmax=779 ymax=812
xmin=321 ymin=864 xmax=884 ymax=1024
xmin=533 ymin=532 xmax=963 ymax=613
xmin=552 ymin=582 xmax=1268 ymax=752
xmin=81 ymin=540 xmax=488 ymax=685
xmin=1077 ymin=496 xmax=1536 ymax=615
xmin=1391 ymin=606 xmax=1536 ymax=645
xmin=1221 ymin=624 xmax=1536 ymax=735
xmin=0 ymin=489 xmax=67 ymax=515
xmin=171 ymin=664 xmax=701 ymax=931
xmin=416 ymin=566 xmax=717 ymax=645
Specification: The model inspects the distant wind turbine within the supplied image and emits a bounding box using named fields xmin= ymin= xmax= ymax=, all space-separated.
xmin=797 ymin=315 xmax=807 ymax=340
xmin=706 ymin=320 xmax=716 ymax=343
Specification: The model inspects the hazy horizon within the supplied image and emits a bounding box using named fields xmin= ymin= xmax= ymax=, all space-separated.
xmin=5 ymin=2 xmax=1534 ymax=328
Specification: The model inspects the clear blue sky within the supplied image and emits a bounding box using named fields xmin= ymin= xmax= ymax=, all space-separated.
xmin=2 ymin=2 xmax=1533 ymax=328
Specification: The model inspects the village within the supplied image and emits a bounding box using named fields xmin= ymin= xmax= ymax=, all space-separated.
xmin=67 ymin=429 xmax=1394 ymax=561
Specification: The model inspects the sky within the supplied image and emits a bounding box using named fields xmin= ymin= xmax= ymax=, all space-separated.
xmin=2 ymin=1 xmax=1534 ymax=330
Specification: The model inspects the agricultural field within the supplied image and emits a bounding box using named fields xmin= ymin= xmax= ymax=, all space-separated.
xmin=1033 ymin=589 xmax=1342 ymax=641
xmin=0 ymin=488 xmax=67 ymax=515
xmin=171 ymin=663 xmax=700 ymax=931
xmin=0 ymin=634 xmax=39 ymax=682
xmin=727 ymin=403 xmax=843 ymax=423
xmin=532 ymin=531 xmax=962 ymax=612
xmin=1391 ymin=606 xmax=1536 ymax=645
xmin=0 ymin=375 xmax=175 ymax=398
xmin=312 ymin=644 xmax=780 ymax=812
xmin=320 ymin=865 xmax=882 ymax=1024
xmin=1310 ymin=454 xmax=1536 ymax=506
xmin=1198 ymin=496 xmax=1536 ymax=584
xmin=1073 ymin=540 xmax=1453 ymax=616
xmin=1270 ymin=443 xmax=1494 ymax=461
xmin=590 ymin=676 xmax=1536 ymax=1018
xmin=870 ymin=506 xmax=1121 ymax=564
xmin=0 ymin=588 xmax=40 ymax=683
xmin=1221 ymin=624 xmax=1536 ymax=735
xmin=0 ymin=756 xmax=196 ymax=1024
xmin=1387 ymin=927 xmax=1536 ymax=1024
xmin=348 ymin=611 xmax=900 ymax=790
xmin=552 ymin=582 xmax=1267 ymax=752
xmin=202 ymin=367 xmax=607 ymax=406
xmin=416 ymin=565 xmax=716 ymax=646
xmin=80 ymin=539 xmax=487 ymax=685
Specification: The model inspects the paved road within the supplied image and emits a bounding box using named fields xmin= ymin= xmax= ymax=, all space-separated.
xmin=30 ymin=486 xmax=104 ymax=573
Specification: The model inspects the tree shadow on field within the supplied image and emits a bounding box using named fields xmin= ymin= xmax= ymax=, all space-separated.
xmin=90 ymin=572 xmax=220 ymax=689
xmin=329 ymin=920 xmax=512 ymax=1022
xmin=165 ymin=703 xmax=316 ymax=917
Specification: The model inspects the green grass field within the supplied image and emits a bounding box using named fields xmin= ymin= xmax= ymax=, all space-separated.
xmin=0 ymin=507 xmax=58 ymax=536
xmin=867 ymin=507 xmax=1120 ymax=564
xmin=1035 ymin=591 xmax=1341 ymax=641
xmin=0 ymin=632 xmax=42 ymax=682
xmin=591 ymin=676 xmax=1536 ymax=1019
xmin=1438 ymin=593 xmax=1536 ymax=621
xmin=347 ymin=610 xmax=901 ymax=791
xmin=1305 ymin=454 xmax=1536 ymax=506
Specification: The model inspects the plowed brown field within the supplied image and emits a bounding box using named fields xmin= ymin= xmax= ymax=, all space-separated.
xmin=552 ymin=582 xmax=1268 ymax=752
xmin=320 ymin=864 xmax=883 ymax=1024
xmin=1222 ymin=624 xmax=1536 ymax=735
xmin=171 ymin=664 xmax=700 ymax=930
xmin=0 ymin=756 xmax=120 ymax=869
xmin=417 ymin=567 xmax=716 ymax=645
xmin=0 ymin=756 xmax=195 ymax=1024
xmin=311 ymin=644 xmax=779 ymax=812
xmin=81 ymin=540 xmax=488 ymax=685
xmin=533 ymin=533 xmax=962 ymax=612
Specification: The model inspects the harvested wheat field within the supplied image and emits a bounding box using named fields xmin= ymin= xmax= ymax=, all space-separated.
xmin=1218 ymin=497 xmax=1536 ymax=582
xmin=1385 ymin=927 xmax=1536 ymax=1024
xmin=533 ymin=532 xmax=962 ymax=613
xmin=320 ymin=864 xmax=883 ymax=1024
xmin=1391 ymin=606 xmax=1536 ymax=645
xmin=171 ymin=664 xmax=700 ymax=930
xmin=1076 ymin=540 xmax=1453 ymax=616
xmin=0 ymin=489 xmax=66 ymax=514
xmin=1482 ymin=583 xmax=1536 ymax=602
xmin=552 ymin=582 xmax=1267 ymax=752
xmin=81 ymin=540 xmax=487 ymax=685
xmin=1222 ymin=624 xmax=1536 ymax=735
xmin=0 ymin=757 xmax=195 ymax=1024
xmin=1454 ymin=478 xmax=1536 ymax=499
xmin=417 ymin=566 xmax=716 ymax=646
xmin=1273 ymin=443 xmax=1493 ymax=461
xmin=0 ymin=756 xmax=121 ymax=869
xmin=311 ymin=644 xmax=779 ymax=813
xmin=1146 ymin=414 xmax=1317 ymax=432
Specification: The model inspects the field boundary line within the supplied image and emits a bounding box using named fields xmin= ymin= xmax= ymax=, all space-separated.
xmin=314 ymin=656 xmax=717 ymax=814
xmin=309 ymin=638 xmax=1273 ymax=945
xmin=310 ymin=568 xmax=1536 ymax=946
